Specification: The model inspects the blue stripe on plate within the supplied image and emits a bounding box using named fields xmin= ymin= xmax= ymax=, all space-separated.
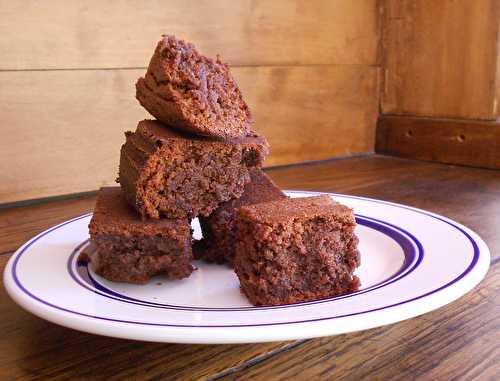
xmin=10 ymin=193 xmax=480 ymax=328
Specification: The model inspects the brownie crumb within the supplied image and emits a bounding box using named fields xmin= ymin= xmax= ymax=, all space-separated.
xmin=233 ymin=195 xmax=361 ymax=306
xmin=197 ymin=169 xmax=287 ymax=266
xmin=88 ymin=187 xmax=193 ymax=284
xmin=118 ymin=120 xmax=268 ymax=219
xmin=136 ymin=35 xmax=252 ymax=139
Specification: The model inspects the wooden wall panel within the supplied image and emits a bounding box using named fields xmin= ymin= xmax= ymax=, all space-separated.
xmin=236 ymin=66 xmax=379 ymax=165
xmin=0 ymin=0 xmax=381 ymax=203
xmin=381 ymin=0 xmax=500 ymax=120
xmin=0 ymin=0 xmax=379 ymax=69
xmin=496 ymin=16 xmax=500 ymax=116
xmin=0 ymin=66 xmax=379 ymax=203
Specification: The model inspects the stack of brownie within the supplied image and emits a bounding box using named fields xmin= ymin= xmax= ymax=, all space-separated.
xmin=88 ymin=35 xmax=360 ymax=306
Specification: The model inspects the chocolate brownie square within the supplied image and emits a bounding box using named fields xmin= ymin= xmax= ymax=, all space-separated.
xmin=119 ymin=120 xmax=268 ymax=219
xmin=195 ymin=169 xmax=286 ymax=265
xmin=88 ymin=187 xmax=193 ymax=284
xmin=234 ymin=195 xmax=361 ymax=306
xmin=136 ymin=35 xmax=252 ymax=139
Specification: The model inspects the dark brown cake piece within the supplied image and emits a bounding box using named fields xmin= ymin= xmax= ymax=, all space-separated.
xmin=233 ymin=195 xmax=361 ymax=306
xmin=119 ymin=119 xmax=268 ymax=219
xmin=195 ymin=169 xmax=287 ymax=265
xmin=136 ymin=35 xmax=252 ymax=139
xmin=88 ymin=187 xmax=193 ymax=284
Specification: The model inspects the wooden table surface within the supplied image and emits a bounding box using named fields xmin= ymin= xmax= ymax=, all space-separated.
xmin=0 ymin=155 xmax=498 ymax=381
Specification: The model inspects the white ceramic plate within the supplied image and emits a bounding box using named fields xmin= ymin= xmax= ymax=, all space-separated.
xmin=4 ymin=191 xmax=490 ymax=344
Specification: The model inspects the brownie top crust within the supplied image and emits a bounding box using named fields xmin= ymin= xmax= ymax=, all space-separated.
xmin=215 ymin=169 xmax=286 ymax=213
xmin=122 ymin=120 xmax=269 ymax=172
xmin=237 ymin=195 xmax=356 ymax=225
xmin=136 ymin=119 xmax=266 ymax=148
xmin=138 ymin=35 xmax=252 ymax=139
xmin=123 ymin=120 xmax=269 ymax=171
xmin=118 ymin=120 xmax=269 ymax=219
xmin=89 ymin=187 xmax=189 ymax=236
xmin=194 ymin=169 xmax=286 ymax=264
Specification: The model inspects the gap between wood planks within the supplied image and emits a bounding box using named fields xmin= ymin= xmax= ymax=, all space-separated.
xmin=0 ymin=63 xmax=380 ymax=73
xmin=206 ymin=340 xmax=308 ymax=381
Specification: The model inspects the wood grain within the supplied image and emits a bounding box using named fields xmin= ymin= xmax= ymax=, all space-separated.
xmin=376 ymin=115 xmax=500 ymax=169
xmin=220 ymin=263 xmax=500 ymax=381
xmin=0 ymin=156 xmax=498 ymax=380
xmin=0 ymin=0 xmax=379 ymax=70
xmin=381 ymin=0 xmax=500 ymax=119
xmin=0 ymin=66 xmax=379 ymax=204
xmin=0 ymin=195 xmax=97 ymax=255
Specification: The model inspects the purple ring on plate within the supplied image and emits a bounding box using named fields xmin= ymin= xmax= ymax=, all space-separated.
xmin=69 ymin=214 xmax=422 ymax=311
xmin=10 ymin=192 xmax=480 ymax=328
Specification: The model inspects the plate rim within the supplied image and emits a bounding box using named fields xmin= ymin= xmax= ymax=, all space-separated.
xmin=3 ymin=191 xmax=491 ymax=343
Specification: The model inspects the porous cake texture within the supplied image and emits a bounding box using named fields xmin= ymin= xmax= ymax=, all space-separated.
xmin=195 ymin=169 xmax=286 ymax=265
xmin=233 ymin=195 xmax=361 ymax=306
xmin=119 ymin=120 xmax=268 ymax=219
xmin=136 ymin=35 xmax=252 ymax=139
xmin=88 ymin=187 xmax=193 ymax=284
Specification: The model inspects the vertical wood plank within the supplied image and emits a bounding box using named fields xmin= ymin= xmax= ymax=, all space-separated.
xmin=381 ymin=0 xmax=500 ymax=119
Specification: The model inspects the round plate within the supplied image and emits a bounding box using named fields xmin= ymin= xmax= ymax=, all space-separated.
xmin=4 ymin=191 xmax=490 ymax=343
